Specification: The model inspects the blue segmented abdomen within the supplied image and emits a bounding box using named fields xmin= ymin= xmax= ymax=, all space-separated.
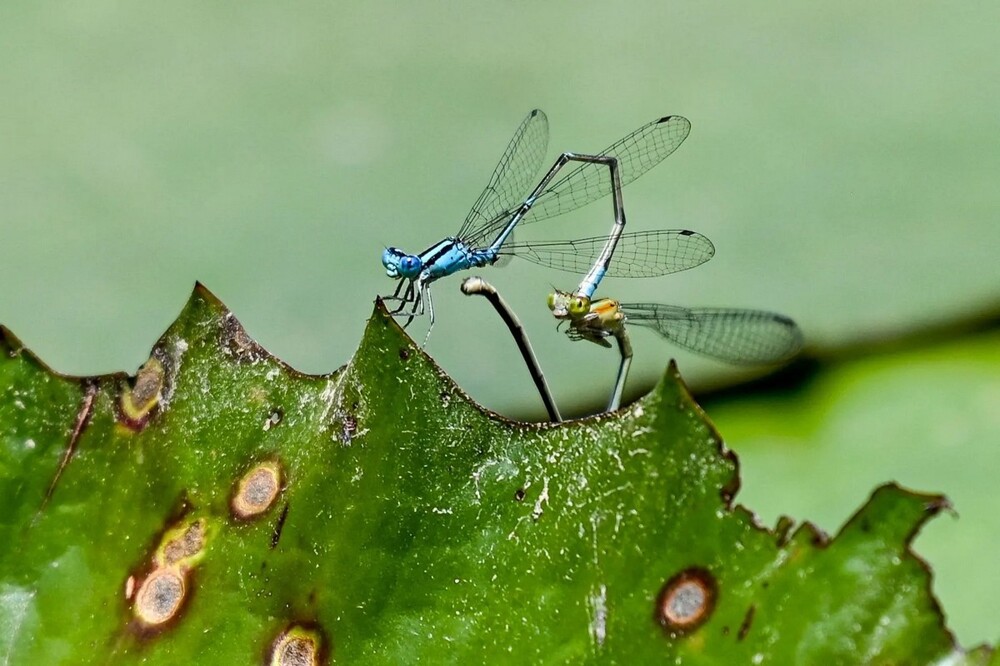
xmin=578 ymin=266 xmax=607 ymax=299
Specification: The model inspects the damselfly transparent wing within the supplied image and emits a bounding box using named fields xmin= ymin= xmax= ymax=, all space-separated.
xmin=621 ymin=304 xmax=804 ymax=364
xmin=463 ymin=115 xmax=691 ymax=247
xmin=526 ymin=115 xmax=691 ymax=222
xmin=500 ymin=229 xmax=715 ymax=278
xmin=455 ymin=110 xmax=549 ymax=242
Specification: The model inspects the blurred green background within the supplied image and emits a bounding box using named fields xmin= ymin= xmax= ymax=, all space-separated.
xmin=1 ymin=0 xmax=997 ymax=647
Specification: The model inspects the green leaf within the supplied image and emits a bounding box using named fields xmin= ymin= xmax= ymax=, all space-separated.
xmin=702 ymin=322 xmax=1000 ymax=647
xmin=0 ymin=284 xmax=991 ymax=663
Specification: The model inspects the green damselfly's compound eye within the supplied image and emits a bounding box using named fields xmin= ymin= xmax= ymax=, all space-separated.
xmin=569 ymin=296 xmax=590 ymax=316
xmin=546 ymin=293 xmax=557 ymax=311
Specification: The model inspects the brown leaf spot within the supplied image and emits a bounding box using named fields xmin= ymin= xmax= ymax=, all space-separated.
xmin=737 ymin=604 xmax=756 ymax=641
xmin=271 ymin=503 xmax=290 ymax=549
xmin=655 ymin=567 xmax=717 ymax=636
xmin=269 ymin=625 xmax=323 ymax=666
xmin=232 ymin=461 xmax=283 ymax=520
xmin=161 ymin=519 xmax=206 ymax=566
xmin=39 ymin=381 xmax=98 ymax=516
xmin=118 ymin=358 xmax=165 ymax=430
xmin=134 ymin=567 xmax=186 ymax=628
xmin=221 ymin=312 xmax=268 ymax=363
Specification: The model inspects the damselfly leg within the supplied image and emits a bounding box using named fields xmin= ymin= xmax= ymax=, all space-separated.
xmin=384 ymin=279 xmax=413 ymax=313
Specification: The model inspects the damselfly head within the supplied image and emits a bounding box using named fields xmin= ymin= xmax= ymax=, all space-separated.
xmin=547 ymin=290 xmax=591 ymax=320
xmin=382 ymin=248 xmax=421 ymax=279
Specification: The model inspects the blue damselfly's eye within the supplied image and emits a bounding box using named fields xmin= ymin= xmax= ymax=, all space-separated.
xmin=399 ymin=255 xmax=421 ymax=277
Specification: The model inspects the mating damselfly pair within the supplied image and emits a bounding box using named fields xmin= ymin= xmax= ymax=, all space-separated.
xmin=381 ymin=110 xmax=802 ymax=418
